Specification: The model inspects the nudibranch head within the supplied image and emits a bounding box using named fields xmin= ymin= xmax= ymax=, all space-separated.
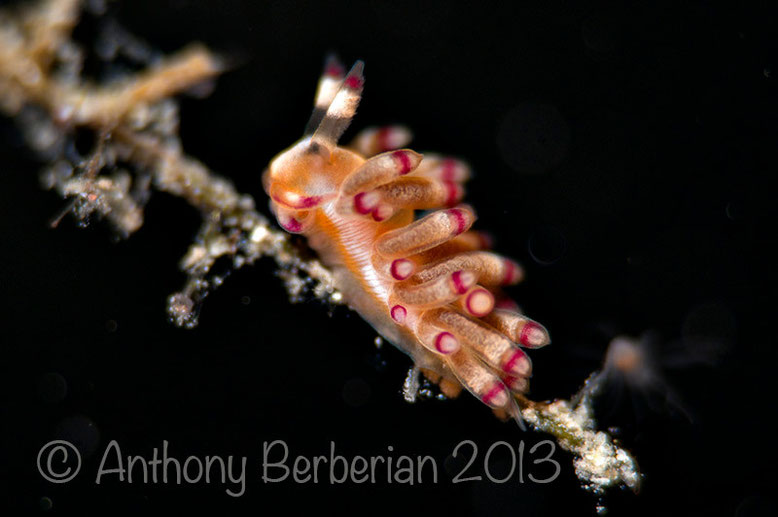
xmin=262 ymin=58 xmax=367 ymax=210
xmin=264 ymin=139 xmax=363 ymax=210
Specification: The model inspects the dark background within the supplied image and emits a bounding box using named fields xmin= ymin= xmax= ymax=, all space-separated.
xmin=1 ymin=0 xmax=776 ymax=515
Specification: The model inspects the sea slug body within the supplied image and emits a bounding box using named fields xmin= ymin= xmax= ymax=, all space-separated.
xmin=263 ymin=57 xmax=550 ymax=422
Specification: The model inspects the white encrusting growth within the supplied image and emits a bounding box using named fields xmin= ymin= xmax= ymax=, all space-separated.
xmin=521 ymin=395 xmax=642 ymax=494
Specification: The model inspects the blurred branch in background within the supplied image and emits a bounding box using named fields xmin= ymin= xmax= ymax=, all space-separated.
xmin=0 ymin=0 xmax=340 ymax=328
xmin=0 ymin=0 xmax=640 ymax=497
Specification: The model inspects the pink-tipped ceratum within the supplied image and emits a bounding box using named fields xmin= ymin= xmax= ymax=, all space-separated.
xmin=390 ymin=305 xmax=407 ymax=324
xmin=390 ymin=259 xmax=415 ymax=280
xmin=481 ymin=381 xmax=510 ymax=408
xmin=462 ymin=287 xmax=495 ymax=317
xmin=434 ymin=332 xmax=459 ymax=354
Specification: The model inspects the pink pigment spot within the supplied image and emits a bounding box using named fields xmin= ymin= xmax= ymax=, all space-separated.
xmin=478 ymin=232 xmax=494 ymax=249
xmin=481 ymin=382 xmax=507 ymax=406
xmin=519 ymin=321 xmax=548 ymax=348
xmin=390 ymin=259 xmax=413 ymax=280
xmin=281 ymin=217 xmax=303 ymax=233
xmin=448 ymin=208 xmax=467 ymax=234
xmin=503 ymin=260 xmax=515 ymax=285
xmin=441 ymin=158 xmax=457 ymax=181
xmin=297 ymin=196 xmax=322 ymax=209
xmin=344 ymin=75 xmax=363 ymax=89
xmin=354 ymin=192 xmax=378 ymax=214
xmin=377 ymin=127 xmax=392 ymax=152
xmin=390 ymin=305 xmax=407 ymax=324
xmin=466 ymin=288 xmax=494 ymax=316
xmin=273 ymin=193 xmax=321 ymax=209
xmin=371 ymin=205 xmax=392 ymax=221
xmin=434 ymin=332 xmax=458 ymax=354
xmin=325 ymin=62 xmax=345 ymax=78
xmin=392 ymin=151 xmax=412 ymax=175
xmin=451 ymin=270 xmax=472 ymax=294
xmin=503 ymin=349 xmax=529 ymax=375
xmin=495 ymin=298 xmax=520 ymax=312
xmin=444 ymin=181 xmax=462 ymax=207
xmin=503 ymin=375 xmax=528 ymax=392
xmin=502 ymin=260 xmax=522 ymax=285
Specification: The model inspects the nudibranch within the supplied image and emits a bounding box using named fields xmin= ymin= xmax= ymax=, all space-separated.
xmin=262 ymin=57 xmax=551 ymax=422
